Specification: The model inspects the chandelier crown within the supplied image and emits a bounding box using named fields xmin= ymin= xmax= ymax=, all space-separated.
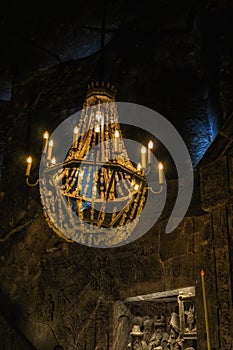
xmin=85 ymin=81 xmax=117 ymax=106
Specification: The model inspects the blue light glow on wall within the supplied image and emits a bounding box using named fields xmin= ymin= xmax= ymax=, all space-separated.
xmin=207 ymin=103 xmax=219 ymax=143
xmin=183 ymin=111 xmax=218 ymax=167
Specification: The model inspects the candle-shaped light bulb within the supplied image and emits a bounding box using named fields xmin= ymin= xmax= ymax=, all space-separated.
xmin=114 ymin=130 xmax=120 ymax=152
xmin=148 ymin=140 xmax=153 ymax=149
xmin=43 ymin=131 xmax=49 ymax=153
xmin=148 ymin=140 xmax=153 ymax=164
xmin=141 ymin=146 xmax=147 ymax=169
xmin=137 ymin=163 xmax=142 ymax=171
xmin=73 ymin=126 xmax=79 ymax=148
xmin=95 ymin=124 xmax=100 ymax=133
xmin=134 ymin=184 xmax=139 ymax=191
xmin=158 ymin=162 xmax=164 ymax=184
xmin=51 ymin=156 xmax=56 ymax=165
xmin=25 ymin=156 xmax=32 ymax=176
xmin=43 ymin=131 xmax=49 ymax=139
xmin=47 ymin=139 xmax=54 ymax=161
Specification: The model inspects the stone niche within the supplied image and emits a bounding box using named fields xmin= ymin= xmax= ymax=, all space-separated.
xmin=112 ymin=287 xmax=197 ymax=350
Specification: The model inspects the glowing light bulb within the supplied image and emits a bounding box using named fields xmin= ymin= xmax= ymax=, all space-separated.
xmin=148 ymin=140 xmax=153 ymax=149
xmin=148 ymin=140 xmax=153 ymax=164
xmin=158 ymin=162 xmax=164 ymax=184
xmin=27 ymin=156 xmax=32 ymax=163
xmin=47 ymin=139 xmax=54 ymax=161
xmin=159 ymin=162 xmax=163 ymax=170
xmin=95 ymin=124 xmax=100 ymax=133
xmin=43 ymin=131 xmax=49 ymax=153
xmin=141 ymin=146 xmax=146 ymax=168
xmin=73 ymin=126 xmax=79 ymax=148
xmin=43 ymin=131 xmax=49 ymax=139
xmin=25 ymin=156 xmax=32 ymax=176
xmin=114 ymin=130 xmax=119 ymax=152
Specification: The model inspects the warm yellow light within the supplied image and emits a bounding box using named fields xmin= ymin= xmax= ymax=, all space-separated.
xmin=158 ymin=162 xmax=164 ymax=184
xmin=47 ymin=139 xmax=54 ymax=161
xmin=148 ymin=141 xmax=153 ymax=164
xmin=43 ymin=131 xmax=49 ymax=139
xmin=114 ymin=130 xmax=120 ymax=153
xmin=141 ymin=146 xmax=146 ymax=153
xmin=148 ymin=140 xmax=153 ymax=149
xmin=95 ymin=124 xmax=100 ymax=133
xmin=43 ymin=131 xmax=49 ymax=153
xmin=141 ymin=146 xmax=147 ymax=168
xmin=27 ymin=156 xmax=32 ymax=163
xmin=137 ymin=163 xmax=142 ymax=171
xmin=73 ymin=126 xmax=79 ymax=148
xmin=158 ymin=162 xmax=163 ymax=170
xmin=134 ymin=184 xmax=139 ymax=191
xmin=25 ymin=156 xmax=32 ymax=176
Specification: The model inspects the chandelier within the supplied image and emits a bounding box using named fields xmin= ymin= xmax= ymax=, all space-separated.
xmin=25 ymin=81 xmax=164 ymax=247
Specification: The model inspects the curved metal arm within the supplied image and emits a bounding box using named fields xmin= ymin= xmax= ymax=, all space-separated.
xmin=146 ymin=184 xmax=163 ymax=194
xmin=25 ymin=176 xmax=40 ymax=187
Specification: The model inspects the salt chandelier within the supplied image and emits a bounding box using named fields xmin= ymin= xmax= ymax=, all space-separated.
xmin=25 ymin=81 xmax=164 ymax=245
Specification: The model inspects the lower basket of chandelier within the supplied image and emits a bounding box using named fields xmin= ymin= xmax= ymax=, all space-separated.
xmin=61 ymin=151 xmax=148 ymax=229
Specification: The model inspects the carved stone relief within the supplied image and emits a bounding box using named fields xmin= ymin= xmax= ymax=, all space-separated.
xmin=125 ymin=291 xmax=197 ymax=350
xmin=128 ymin=311 xmax=197 ymax=350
